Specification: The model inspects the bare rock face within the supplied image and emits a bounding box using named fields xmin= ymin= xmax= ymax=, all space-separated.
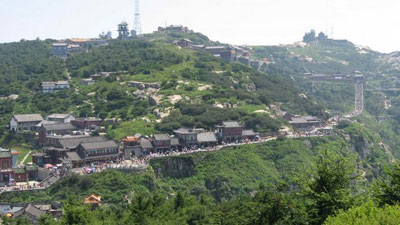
xmin=242 ymin=83 xmax=256 ymax=92
xmin=153 ymin=108 xmax=171 ymax=119
xmin=128 ymin=81 xmax=161 ymax=90
xmin=168 ymin=95 xmax=182 ymax=104
xmin=148 ymin=95 xmax=164 ymax=106
xmin=151 ymin=157 xmax=196 ymax=178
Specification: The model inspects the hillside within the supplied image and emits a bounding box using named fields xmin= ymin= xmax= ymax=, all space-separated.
xmin=252 ymin=38 xmax=400 ymax=158
xmin=2 ymin=31 xmax=400 ymax=225
xmin=0 ymin=38 xmax=326 ymax=146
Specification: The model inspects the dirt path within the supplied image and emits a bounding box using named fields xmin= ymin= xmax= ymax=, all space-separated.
xmin=19 ymin=151 xmax=32 ymax=165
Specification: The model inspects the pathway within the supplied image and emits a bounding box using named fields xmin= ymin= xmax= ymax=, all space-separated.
xmin=19 ymin=151 xmax=32 ymax=165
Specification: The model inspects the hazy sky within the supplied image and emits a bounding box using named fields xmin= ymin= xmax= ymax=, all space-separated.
xmin=1 ymin=0 xmax=400 ymax=53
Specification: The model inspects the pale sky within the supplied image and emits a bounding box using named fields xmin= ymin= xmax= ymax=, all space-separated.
xmin=1 ymin=0 xmax=400 ymax=53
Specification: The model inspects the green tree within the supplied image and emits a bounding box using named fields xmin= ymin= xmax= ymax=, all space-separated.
xmin=325 ymin=201 xmax=400 ymax=225
xmin=374 ymin=163 xmax=400 ymax=206
xmin=304 ymin=146 xmax=357 ymax=224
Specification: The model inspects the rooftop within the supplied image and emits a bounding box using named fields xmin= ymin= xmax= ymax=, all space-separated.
xmin=153 ymin=134 xmax=171 ymax=141
xmin=81 ymin=140 xmax=118 ymax=150
xmin=68 ymin=38 xmax=92 ymax=43
xmin=289 ymin=116 xmax=322 ymax=124
xmin=66 ymin=152 xmax=82 ymax=161
xmin=47 ymin=114 xmax=73 ymax=119
xmin=13 ymin=114 xmax=43 ymax=122
xmin=173 ymin=127 xmax=199 ymax=135
xmin=218 ymin=121 xmax=242 ymax=128
xmin=197 ymin=132 xmax=217 ymax=143
xmin=16 ymin=204 xmax=46 ymax=220
xmin=242 ymin=129 xmax=256 ymax=136
xmin=140 ymin=139 xmax=153 ymax=149
xmin=0 ymin=149 xmax=11 ymax=158
xmin=52 ymin=43 xmax=67 ymax=47
xmin=42 ymin=123 xmax=76 ymax=131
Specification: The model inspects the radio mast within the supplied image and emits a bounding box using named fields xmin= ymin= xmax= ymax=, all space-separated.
xmin=133 ymin=0 xmax=142 ymax=36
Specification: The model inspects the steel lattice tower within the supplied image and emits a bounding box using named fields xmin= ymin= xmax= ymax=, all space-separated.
xmin=133 ymin=0 xmax=142 ymax=36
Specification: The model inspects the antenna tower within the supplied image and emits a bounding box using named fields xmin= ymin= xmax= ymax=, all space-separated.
xmin=134 ymin=0 xmax=142 ymax=36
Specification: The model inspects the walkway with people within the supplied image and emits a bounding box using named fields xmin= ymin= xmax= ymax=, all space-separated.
xmin=0 ymin=127 xmax=334 ymax=194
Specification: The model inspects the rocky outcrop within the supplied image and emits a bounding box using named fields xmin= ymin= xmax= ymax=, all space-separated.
xmin=151 ymin=157 xmax=196 ymax=178
xmin=149 ymin=95 xmax=164 ymax=106
xmin=128 ymin=81 xmax=161 ymax=90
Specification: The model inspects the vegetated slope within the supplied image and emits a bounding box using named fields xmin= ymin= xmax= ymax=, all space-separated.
xmin=252 ymin=38 xmax=400 ymax=157
xmin=1 ymin=123 xmax=391 ymax=205
xmin=0 ymin=38 xmax=327 ymax=143
xmin=252 ymin=39 xmax=381 ymax=113
xmin=0 ymin=137 xmax=338 ymax=204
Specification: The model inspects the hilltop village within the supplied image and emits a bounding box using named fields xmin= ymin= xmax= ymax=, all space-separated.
xmin=1 ymin=20 xmax=393 ymax=224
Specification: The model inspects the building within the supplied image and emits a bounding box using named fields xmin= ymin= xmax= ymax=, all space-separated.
xmin=122 ymin=136 xmax=141 ymax=159
xmin=71 ymin=117 xmax=102 ymax=129
xmin=0 ymin=149 xmax=15 ymax=184
xmin=51 ymin=43 xmax=68 ymax=58
xmin=44 ymin=136 xmax=107 ymax=165
xmin=46 ymin=114 xmax=75 ymax=124
xmin=139 ymin=139 xmax=154 ymax=154
xmin=4 ymin=202 xmax=62 ymax=223
xmin=197 ymin=132 xmax=218 ymax=147
xmin=173 ymin=128 xmax=202 ymax=146
xmin=118 ymin=22 xmax=132 ymax=40
xmin=76 ymin=140 xmax=120 ymax=166
xmin=204 ymin=46 xmax=235 ymax=61
xmin=153 ymin=134 xmax=171 ymax=152
xmin=67 ymin=44 xmax=82 ymax=54
xmin=31 ymin=153 xmax=46 ymax=167
xmin=10 ymin=114 xmax=43 ymax=132
xmin=173 ymin=39 xmax=193 ymax=48
xmin=80 ymin=78 xmax=95 ymax=86
xmin=242 ymin=129 xmax=258 ymax=141
xmin=66 ymin=38 xmax=91 ymax=46
xmin=38 ymin=123 xmax=76 ymax=144
xmin=84 ymin=194 xmax=102 ymax=210
xmin=289 ymin=116 xmax=323 ymax=130
xmin=13 ymin=204 xmax=47 ymax=225
xmin=42 ymin=81 xmax=70 ymax=94
xmin=0 ymin=148 xmax=37 ymax=184
xmin=216 ymin=121 xmax=244 ymax=143
xmin=158 ymin=25 xmax=189 ymax=33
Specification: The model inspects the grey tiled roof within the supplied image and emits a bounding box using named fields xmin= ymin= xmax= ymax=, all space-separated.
xmin=154 ymin=134 xmax=171 ymax=141
xmin=81 ymin=140 xmax=118 ymax=150
xmin=42 ymin=123 xmax=76 ymax=131
xmin=58 ymin=136 xmax=106 ymax=149
xmin=197 ymin=132 xmax=217 ymax=143
xmin=171 ymin=138 xmax=180 ymax=146
xmin=13 ymin=114 xmax=43 ymax=122
xmin=24 ymin=204 xmax=46 ymax=219
xmin=242 ymin=129 xmax=256 ymax=136
xmin=66 ymin=152 xmax=82 ymax=161
xmin=140 ymin=139 xmax=153 ymax=149
xmin=47 ymin=114 xmax=73 ymax=119
xmin=0 ymin=150 xmax=11 ymax=158
xmin=220 ymin=121 xmax=242 ymax=128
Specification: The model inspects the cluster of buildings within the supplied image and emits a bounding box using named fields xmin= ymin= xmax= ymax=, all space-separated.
xmin=9 ymin=113 xmax=118 ymax=168
xmin=122 ymin=121 xmax=258 ymax=159
xmin=282 ymin=112 xmax=323 ymax=131
xmin=0 ymin=202 xmax=62 ymax=224
xmin=172 ymin=38 xmax=249 ymax=62
xmin=51 ymin=38 xmax=108 ymax=58
xmin=41 ymin=81 xmax=70 ymax=94
xmin=0 ymin=147 xmax=41 ymax=185
xmin=9 ymin=112 xmax=258 ymax=169
xmin=158 ymin=25 xmax=190 ymax=33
